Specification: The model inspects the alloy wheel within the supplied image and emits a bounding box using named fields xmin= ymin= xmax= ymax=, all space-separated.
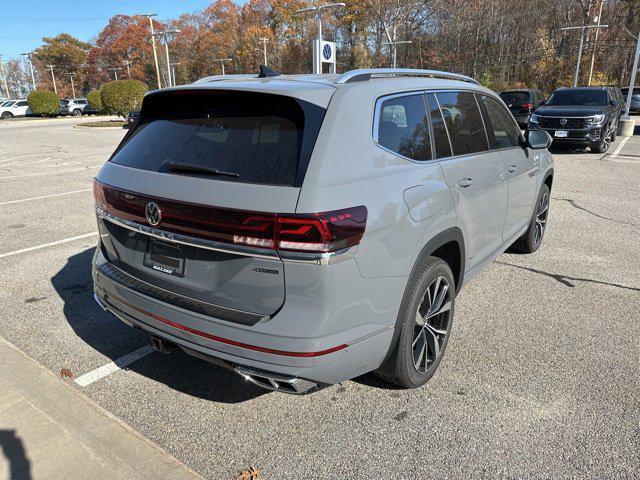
xmin=534 ymin=191 xmax=549 ymax=245
xmin=412 ymin=276 xmax=452 ymax=373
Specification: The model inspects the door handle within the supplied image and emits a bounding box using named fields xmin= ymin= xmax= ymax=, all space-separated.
xmin=507 ymin=164 xmax=518 ymax=173
xmin=457 ymin=178 xmax=472 ymax=188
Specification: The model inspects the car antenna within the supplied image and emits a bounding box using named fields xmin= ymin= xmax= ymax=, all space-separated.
xmin=258 ymin=65 xmax=281 ymax=78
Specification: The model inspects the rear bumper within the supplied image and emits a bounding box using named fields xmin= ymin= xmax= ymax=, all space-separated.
xmin=92 ymin=248 xmax=399 ymax=385
xmin=512 ymin=113 xmax=531 ymax=125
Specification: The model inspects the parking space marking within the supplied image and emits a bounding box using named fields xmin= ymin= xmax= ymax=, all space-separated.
xmin=0 ymin=232 xmax=98 ymax=258
xmin=610 ymin=136 xmax=631 ymax=157
xmin=0 ymin=165 xmax=102 ymax=181
xmin=74 ymin=345 xmax=155 ymax=387
xmin=0 ymin=188 xmax=92 ymax=206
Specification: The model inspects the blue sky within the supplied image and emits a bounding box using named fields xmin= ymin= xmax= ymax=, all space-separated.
xmin=0 ymin=1 xmax=244 ymax=59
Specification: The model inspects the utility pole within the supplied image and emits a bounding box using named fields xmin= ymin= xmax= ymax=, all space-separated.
xmin=46 ymin=64 xmax=57 ymax=94
xmin=382 ymin=23 xmax=412 ymax=69
xmin=213 ymin=58 xmax=232 ymax=75
xmin=66 ymin=73 xmax=76 ymax=98
xmin=587 ymin=1 xmax=605 ymax=85
xmin=623 ymin=30 xmax=640 ymax=118
xmin=170 ymin=62 xmax=180 ymax=86
xmin=561 ymin=24 xmax=608 ymax=87
xmin=259 ymin=37 xmax=269 ymax=66
xmin=0 ymin=55 xmax=10 ymax=99
xmin=295 ymin=3 xmax=345 ymax=74
xmin=123 ymin=59 xmax=132 ymax=78
xmin=143 ymin=14 xmax=162 ymax=89
xmin=108 ymin=67 xmax=122 ymax=81
xmin=21 ymin=52 xmax=36 ymax=91
xmin=153 ymin=29 xmax=180 ymax=87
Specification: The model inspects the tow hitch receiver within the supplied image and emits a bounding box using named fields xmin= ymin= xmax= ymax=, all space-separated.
xmin=151 ymin=336 xmax=175 ymax=353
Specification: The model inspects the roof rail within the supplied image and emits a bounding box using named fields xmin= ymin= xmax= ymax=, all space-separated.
xmin=334 ymin=68 xmax=479 ymax=85
xmin=193 ymin=74 xmax=258 ymax=84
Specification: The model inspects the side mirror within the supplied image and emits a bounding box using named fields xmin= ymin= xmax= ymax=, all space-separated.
xmin=525 ymin=129 xmax=552 ymax=150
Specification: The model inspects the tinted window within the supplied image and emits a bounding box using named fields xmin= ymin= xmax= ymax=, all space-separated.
xmin=499 ymin=91 xmax=530 ymax=103
xmin=377 ymin=94 xmax=431 ymax=161
xmin=479 ymin=95 xmax=521 ymax=149
xmin=16 ymin=101 xmax=28 ymax=107
xmin=436 ymin=92 xmax=488 ymax=156
xmin=546 ymin=89 xmax=608 ymax=106
xmin=426 ymin=93 xmax=452 ymax=159
xmin=110 ymin=91 xmax=325 ymax=187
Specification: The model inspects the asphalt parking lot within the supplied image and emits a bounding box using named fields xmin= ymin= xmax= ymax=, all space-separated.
xmin=0 ymin=118 xmax=638 ymax=479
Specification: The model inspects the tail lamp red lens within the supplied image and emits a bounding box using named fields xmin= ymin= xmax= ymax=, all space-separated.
xmin=94 ymin=180 xmax=367 ymax=254
xmin=522 ymin=102 xmax=534 ymax=111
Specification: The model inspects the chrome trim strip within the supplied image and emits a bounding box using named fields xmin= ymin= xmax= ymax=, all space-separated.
xmin=278 ymin=246 xmax=358 ymax=265
xmin=96 ymin=207 xmax=280 ymax=260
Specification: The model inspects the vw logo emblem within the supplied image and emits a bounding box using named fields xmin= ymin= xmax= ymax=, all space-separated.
xmin=145 ymin=202 xmax=162 ymax=226
xmin=559 ymin=118 xmax=567 ymax=126
xmin=322 ymin=43 xmax=332 ymax=61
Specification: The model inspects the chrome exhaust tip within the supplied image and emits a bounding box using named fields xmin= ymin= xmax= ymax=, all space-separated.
xmin=234 ymin=366 xmax=318 ymax=395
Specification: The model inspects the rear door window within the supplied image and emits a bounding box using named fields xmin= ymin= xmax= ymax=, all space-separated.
xmin=478 ymin=95 xmax=521 ymax=149
xmin=109 ymin=90 xmax=326 ymax=187
xmin=426 ymin=93 xmax=452 ymax=159
xmin=376 ymin=93 xmax=432 ymax=161
xmin=435 ymin=91 xmax=488 ymax=156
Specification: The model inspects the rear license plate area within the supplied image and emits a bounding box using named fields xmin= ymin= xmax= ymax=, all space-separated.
xmin=144 ymin=239 xmax=185 ymax=277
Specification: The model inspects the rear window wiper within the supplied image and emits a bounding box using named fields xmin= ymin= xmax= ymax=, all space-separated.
xmin=163 ymin=160 xmax=240 ymax=178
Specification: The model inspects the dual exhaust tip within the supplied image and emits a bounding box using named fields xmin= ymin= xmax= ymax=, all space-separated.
xmin=149 ymin=335 xmax=317 ymax=395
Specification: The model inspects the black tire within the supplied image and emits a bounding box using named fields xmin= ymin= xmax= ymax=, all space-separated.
xmin=376 ymin=257 xmax=455 ymax=388
xmin=590 ymin=126 xmax=611 ymax=153
xmin=510 ymin=183 xmax=550 ymax=253
xmin=72 ymin=109 xmax=82 ymax=116
xmin=1 ymin=111 xmax=13 ymax=119
xmin=611 ymin=125 xmax=617 ymax=142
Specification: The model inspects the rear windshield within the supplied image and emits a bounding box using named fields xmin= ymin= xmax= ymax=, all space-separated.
xmin=546 ymin=89 xmax=608 ymax=106
xmin=109 ymin=90 xmax=326 ymax=187
xmin=499 ymin=91 xmax=530 ymax=102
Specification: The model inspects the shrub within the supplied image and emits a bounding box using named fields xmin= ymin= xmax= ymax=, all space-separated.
xmin=27 ymin=90 xmax=60 ymax=116
xmin=100 ymin=80 xmax=147 ymax=117
xmin=86 ymin=89 xmax=103 ymax=111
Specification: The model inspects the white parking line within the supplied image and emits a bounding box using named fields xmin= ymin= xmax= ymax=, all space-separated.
xmin=610 ymin=136 xmax=631 ymax=157
xmin=74 ymin=345 xmax=155 ymax=387
xmin=0 ymin=165 xmax=102 ymax=181
xmin=0 ymin=188 xmax=92 ymax=206
xmin=0 ymin=232 xmax=98 ymax=258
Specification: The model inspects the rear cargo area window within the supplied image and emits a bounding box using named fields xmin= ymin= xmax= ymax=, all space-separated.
xmin=109 ymin=90 xmax=326 ymax=187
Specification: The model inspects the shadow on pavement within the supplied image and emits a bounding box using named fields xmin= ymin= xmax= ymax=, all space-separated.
xmin=51 ymin=248 xmax=265 ymax=404
xmin=0 ymin=429 xmax=31 ymax=479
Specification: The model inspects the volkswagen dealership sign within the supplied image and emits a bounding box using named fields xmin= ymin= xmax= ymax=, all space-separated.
xmin=313 ymin=40 xmax=336 ymax=74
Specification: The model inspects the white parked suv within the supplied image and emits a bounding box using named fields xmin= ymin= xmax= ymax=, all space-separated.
xmin=0 ymin=99 xmax=29 ymax=119
xmin=61 ymin=98 xmax=89 ymax=116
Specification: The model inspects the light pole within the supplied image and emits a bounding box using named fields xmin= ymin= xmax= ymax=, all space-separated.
xmin=142 ymin=14 xmax=162 ymax=89
xmin=623 ymin=29 xmax=640 ymax=119
xmin=382 ymin=21 xmax=412 ymax=69
xmin=295 ymin=3 xmax=345 ymax=74
xmin=21 ymin=52 xmax=36 ymax=91
xmin=170 ymin=62 xmax=180 ymax=86
xmin=46 ymin=64 xmax=57 ymax=94
xmin=108 ymin=67 xmax=122 ymax=81
xmin=153 ymin=29 xmax=180 ymax=87
xmin=213 ymin=58 xmax=232 ymax=75
xmin=0 ymin=55 xmax=10 ymax=99
xmin=123 ymin=59 xmax=132 ymax=78
xmin=259 ymin=37 xmax=269 ymax=65
xmin=66 ymin=73 xmax=76 ymax=98
xmin=587 ymin=2 xmax=605 ymax=86
xmin=561 ymin=24 xmax=608 ymax=87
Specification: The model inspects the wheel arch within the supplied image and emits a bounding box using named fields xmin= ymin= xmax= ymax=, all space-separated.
xmin=543 ymin=168 xmax=554 ymax=192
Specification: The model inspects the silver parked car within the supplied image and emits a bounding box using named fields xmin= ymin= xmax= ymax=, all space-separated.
xmin=61 ymin=98 xmax=89 ymax=116
xmin=92 ymin=68 xmax=554 ymax=394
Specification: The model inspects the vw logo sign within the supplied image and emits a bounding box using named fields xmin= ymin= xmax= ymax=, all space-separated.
xmin=559 ymin=118 xmax=567 ymax=126
xmin=322 ymin=43 xmax=332 ymax=61
xmin=145 ymin=202 xmax=162 ymax=226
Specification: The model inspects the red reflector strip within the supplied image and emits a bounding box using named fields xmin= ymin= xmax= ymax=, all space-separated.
xmin=110 ymin=294 xmax=348 ymax=357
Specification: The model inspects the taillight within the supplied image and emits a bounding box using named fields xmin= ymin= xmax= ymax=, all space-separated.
xmin=522 ymin=102 xmax=534 ymax=111
xmin=94 ymin=180 xmax=367 ymax=255
xmin=276 ymin=207 xmax=367 ymax=253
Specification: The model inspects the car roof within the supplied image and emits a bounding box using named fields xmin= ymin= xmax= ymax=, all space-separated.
xmin=160 ymin=70 xmax=493 ymax=107
xmin=500 ymin=89 xmax=535 ymax=92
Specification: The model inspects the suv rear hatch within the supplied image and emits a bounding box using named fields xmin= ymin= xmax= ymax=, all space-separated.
xmin=94 ymin=86 xmax=333 ymax=324
xmin=499 ymin=91 xmax=533 ymax=115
